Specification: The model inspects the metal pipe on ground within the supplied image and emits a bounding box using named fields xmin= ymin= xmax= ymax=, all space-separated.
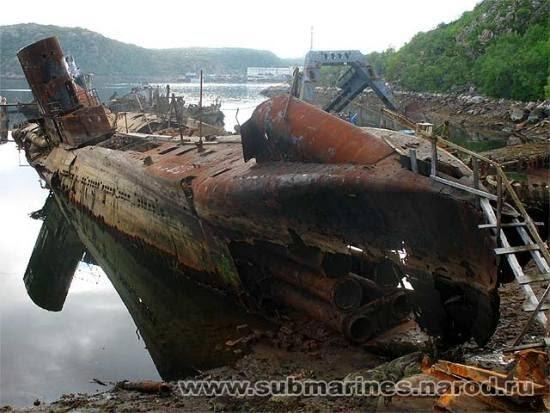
xmin=347 ymin=272 xmax=385 ymax=303
xmin=270 ymin=280 xmax=377 ymax=343
xmin=344 ymin=290 xmax=410 ymax=343
xmin=262 ymin=255 xmax=363 ymax=311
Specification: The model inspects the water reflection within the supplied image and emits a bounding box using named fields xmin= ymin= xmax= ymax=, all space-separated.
xmin=1 ymin=189 xmax=265 ymax=407
xmin=29 ymin=193 xmax=264 ymax=378
xmin=24 ymin=197 xmax=83 ymax=311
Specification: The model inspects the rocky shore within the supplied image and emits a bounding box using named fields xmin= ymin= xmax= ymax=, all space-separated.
xmin=394 ymin=90 xmax=550 ymax=142
xmin=260 ymin=85 xmax=550 ymax=143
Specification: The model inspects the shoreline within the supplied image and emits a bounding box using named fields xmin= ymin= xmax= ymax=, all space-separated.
xmin=5 ymin=267 xmax=547 ymax=412
xmin=260 ymin=85 xmax=550 ymax=144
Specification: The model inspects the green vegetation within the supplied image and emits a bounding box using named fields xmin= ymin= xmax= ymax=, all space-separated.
xmin=0 ymin=23 xmax=288 ymax=78
xmin=368 ymin=0 xmax=549 ymax=101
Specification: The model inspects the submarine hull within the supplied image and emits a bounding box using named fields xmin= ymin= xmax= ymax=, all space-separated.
xmin=13 ymin=37 xmax=502 ymax=346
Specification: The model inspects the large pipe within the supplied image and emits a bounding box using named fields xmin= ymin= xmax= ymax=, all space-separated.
xmin=262 ymin=255 xmax=363 ymax=311
xmin=343 ymin=290 xmax=410 ymax=343
xmin=270 ymin=280 xmax=377 ymax=343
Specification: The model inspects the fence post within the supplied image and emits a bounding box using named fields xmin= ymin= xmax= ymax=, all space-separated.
xmin=409 ymin=149 xmax=418 ymax=173
xmin=496 ymin=172 xmax=503 ymax=240
xmin=430 ymin=137 xmax=437 ymax=177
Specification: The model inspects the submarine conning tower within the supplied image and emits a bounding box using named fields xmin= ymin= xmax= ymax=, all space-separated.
xmin=17 ymin=37 xmax=112 ymax=147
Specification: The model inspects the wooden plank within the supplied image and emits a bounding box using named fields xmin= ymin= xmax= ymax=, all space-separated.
xmin=498 ymin=167 xmax=550 ymax=267
xmin=515 ymin=283 xmax=550 ymax=347
xmin=496 ymin=174 xmax=502 ymax=238
xmin=430 ymin=138 xmax=437 ymax=176
xmin=516 ymin=273 xmax=550 ymax=284
xmin=472 ymin=157 xmax=480 ymax=207
xmin=494 ymin=244 xmax=539 ymax=255
xmin=431 ymin=176 xmax=498 ymax=201
xmin=409 ymin=148 xmax=418 ymax=173
xmin=522 ymin=302 xmax=550 ymax=312
xmin=502 ymin=341 xmax=545 ymax=353
xmin=472 ymin=158 xmax=479 ymax=189
xmin=478 ymin=222 xmax=543 ymax=229
xmin=431 ymin=360 xmax=545 ymax=395
xmin=513 ymin=218 xmax=550 ymax=275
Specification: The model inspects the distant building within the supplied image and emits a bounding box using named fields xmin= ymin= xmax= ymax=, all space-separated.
xmin=247 ymin=67 xmax=294 ymax=82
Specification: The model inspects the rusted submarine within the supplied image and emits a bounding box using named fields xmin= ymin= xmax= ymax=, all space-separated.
xmin=13 ymin=37 xmax=503 ymax=346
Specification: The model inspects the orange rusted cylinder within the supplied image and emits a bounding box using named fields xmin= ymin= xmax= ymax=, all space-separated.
xmin=270 ymin=279 xmax=345 ymax=333
xmin=262 ymin=254 xmax=363 ymax=311
xmin=270 ymin=280 xmax=378 ymax=342
xmin=118 ymin=380 xmax=171 ymax=394
xmin=241 ymin=95 xmax=394 ymax=164
xmin=18 ymin=37 xmax=112 ymax=146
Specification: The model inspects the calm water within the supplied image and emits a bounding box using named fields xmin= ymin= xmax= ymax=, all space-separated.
xmin=0 ymin=78 xmax=275 ymax=132
xmin=0 ymin=81 xmax=272 ymax=407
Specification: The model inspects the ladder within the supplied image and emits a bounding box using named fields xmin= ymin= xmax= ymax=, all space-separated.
xmin=479 ymin=197 xmax=549 ymax=346
xmin=381 ymin=108 xmax=550 ymax=347
xmin=430 ymin=131 xmax=549 ymax=348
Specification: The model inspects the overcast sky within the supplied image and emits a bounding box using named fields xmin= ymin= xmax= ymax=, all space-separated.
xmin=3 ymin=0 xmax=480 ymax=57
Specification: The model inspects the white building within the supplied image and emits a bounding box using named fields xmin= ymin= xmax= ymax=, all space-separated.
xmin=247 ymin=67 xmax=294 ymax=82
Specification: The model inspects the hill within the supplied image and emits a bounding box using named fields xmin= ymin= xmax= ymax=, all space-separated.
xmin=0 ymin=23 xmax=288 ymax=78
xmin=367 ymin=0 xmax=549 ymax=101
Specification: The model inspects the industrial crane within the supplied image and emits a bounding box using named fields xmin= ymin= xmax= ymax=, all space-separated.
xmin=298 ymin=50 xmax=398 ymax=113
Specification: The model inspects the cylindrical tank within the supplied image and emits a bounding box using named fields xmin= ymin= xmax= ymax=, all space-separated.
xmin=241 ymin=95 xmax=394 ymax=164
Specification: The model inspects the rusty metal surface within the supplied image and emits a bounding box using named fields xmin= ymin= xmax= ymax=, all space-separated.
xmin=240 ymin=95 xmax=395 ymax=164
xmin=126 ymin=134 xmax=494 ymax=291
xmin=17 ymin=37 xmax=112 ymax=146
xmin=56 ymin=105 xmax=113 ymax=146
xmin=17 ymin=37 xmax=80 ymax=116
xmin=31 ymin=125 xmax=498 ymax=344
xmin=13 ymin=35 xmax=503 ymax=349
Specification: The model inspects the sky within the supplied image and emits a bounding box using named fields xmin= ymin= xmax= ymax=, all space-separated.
xmin=2 ymin=0 xmax=480 ymax=57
